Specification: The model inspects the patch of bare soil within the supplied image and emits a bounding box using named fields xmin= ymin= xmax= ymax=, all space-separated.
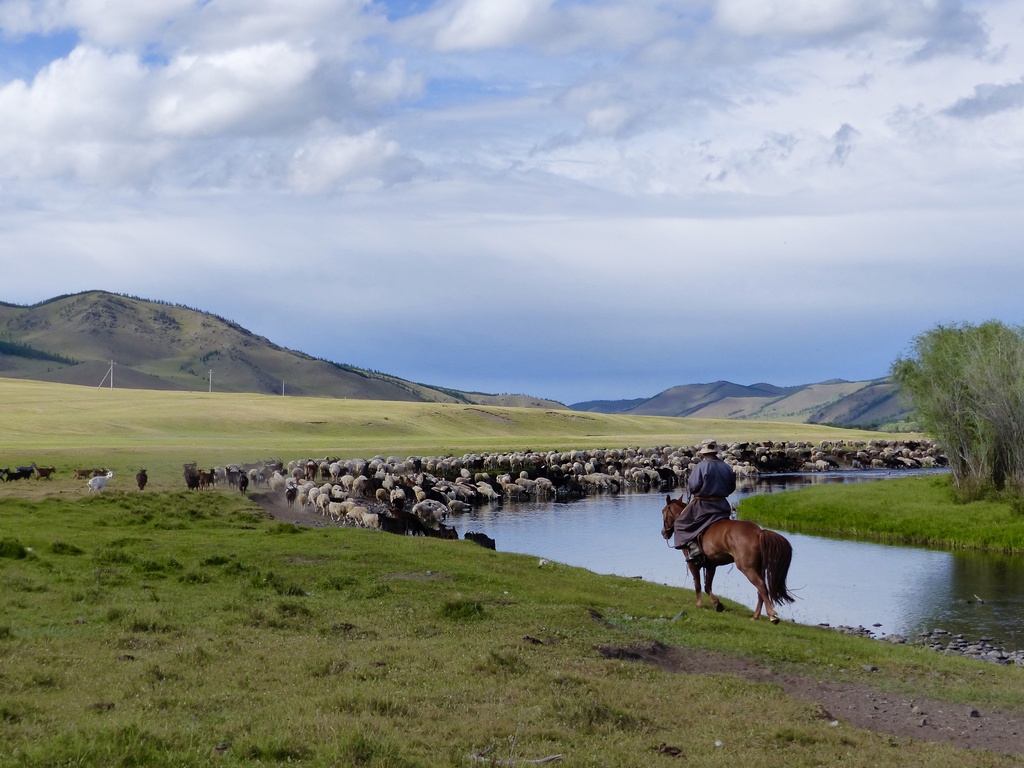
xmin=599 ymin=641 xmax=1024 ymax=754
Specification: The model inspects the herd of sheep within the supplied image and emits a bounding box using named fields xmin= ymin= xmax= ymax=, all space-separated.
xmin=3 ymin=437 xmax=945 ymax=543
xmin=185 ymin=437 xmax=945 ymax=537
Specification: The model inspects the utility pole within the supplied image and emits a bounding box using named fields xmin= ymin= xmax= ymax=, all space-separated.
xmin=209 ymin=369 xmax=213 ymax=393
xmin=97 ymin=360 xmax=115 ymax=389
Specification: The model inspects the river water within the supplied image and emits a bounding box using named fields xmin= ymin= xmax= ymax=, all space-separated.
xmin=445 ymin=470 xmax=1024 ymax=648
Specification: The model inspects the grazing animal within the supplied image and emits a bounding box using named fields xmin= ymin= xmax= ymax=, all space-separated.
xmin=661 ymin=494 xmax=794 ymax=623
xmin=136 ymin=469 xmax=148 ymax=491
xmin=5 ymin=464 xmax=35 ymax=482
xmin=285 ymin=485 xmax=298 ymax=507
xmin=183 ymin=463 xmax=201 ymax=491
xmin=35 ymin=466 xmax=57 ymax=480
xmin=464 ymin=531 xmax=496 ymax=550
xmin=425 ymin=523 xmax=458 ymax=540
xmin=88 ymin=471 xmax=115 ymax=493
xmin=73 ymin=468 xmax=96 ymax=480
xmin=238 ymin=474 xmax=249 ymax=494
xmin=198 ymin=469 xmax=214 ymax=490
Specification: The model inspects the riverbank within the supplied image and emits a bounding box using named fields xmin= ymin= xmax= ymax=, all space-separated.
xmin=739 ymin=474 xmax=1024 ymax=554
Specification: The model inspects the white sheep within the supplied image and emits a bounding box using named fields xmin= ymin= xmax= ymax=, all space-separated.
xmin=412 ymin=499 xmax=450 ymax=525
xmin=88 ymin=471 xmax=114 ymax=493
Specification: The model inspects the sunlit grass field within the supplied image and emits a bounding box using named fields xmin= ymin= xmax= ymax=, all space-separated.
xmin=1 ymin=377 xmax=895 ymax=491
xmin=4 ymin=378 xmax=1022 ymax=766
xmin=3 ymin=491 xmax=1024 ymax=767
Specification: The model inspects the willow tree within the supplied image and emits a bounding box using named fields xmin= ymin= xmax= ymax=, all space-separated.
xmin=891 ymin=321 xmax=1024 ymax=497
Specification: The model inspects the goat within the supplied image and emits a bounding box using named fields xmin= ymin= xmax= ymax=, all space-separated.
xmin=136 ymin=469 xmax=148 ymax=491
xmin=35 ymin=465 xmax=57 ymax=480
xmin=198 ymin=469 xmax=214 ymax=490
xmin=5 ymin=464 xmax=35 ymax=482
xmin=88 ymin=471 xmax=114 ymax=493
xmin=238 ymin=474 xmax=249 ymax=494
xmin=73 ymin=468 xmax=96 ymax=479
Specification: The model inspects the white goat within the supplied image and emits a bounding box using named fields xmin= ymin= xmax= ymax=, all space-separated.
xmin=88 ymin=471 xmax=114 ymax=493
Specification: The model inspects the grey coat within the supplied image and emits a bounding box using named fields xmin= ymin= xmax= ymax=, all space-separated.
xmin=672 ymin=456 xmax=736 ymax=549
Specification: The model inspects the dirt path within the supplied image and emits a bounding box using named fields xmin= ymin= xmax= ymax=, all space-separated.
xmin=600 ymin=640 xmax=1024 ymax=754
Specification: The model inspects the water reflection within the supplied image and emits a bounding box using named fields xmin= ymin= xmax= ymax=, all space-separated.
xmin=446 ymin=471 xmax=1024 ymax=648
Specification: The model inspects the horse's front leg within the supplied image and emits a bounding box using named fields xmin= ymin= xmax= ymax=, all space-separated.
xmin=687 ymin=560 xmax=704 ymax=608
xmin=703 ymin=565 xmax=724 ymax=612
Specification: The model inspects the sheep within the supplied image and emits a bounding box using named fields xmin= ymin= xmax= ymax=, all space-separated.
xmin=327 ymin=502 xmax=347 ymax=522
xmin=412 ymin=500 xmax=450 ymax=526
xmin=88 ymin=471 xmax=114 ymax=493
xmin=267 ymin=471 xmax=288 ymax=493
xmin=464 ymin=531 xmax=496 ymax=550
xmin=316 ymin=492 xmax=332 ymax=516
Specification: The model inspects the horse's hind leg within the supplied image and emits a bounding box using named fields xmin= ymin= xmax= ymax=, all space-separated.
xmin=737 ymin=565 xmax=776 ymax=623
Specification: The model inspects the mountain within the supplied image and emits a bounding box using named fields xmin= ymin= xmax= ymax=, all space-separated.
xmin=1 ymin=291 xmax=914 ymax=428
xmin=569 ymin=378 xmax=914 ymax=430
xmin=0 ymin=291 xmax=563 ymax=407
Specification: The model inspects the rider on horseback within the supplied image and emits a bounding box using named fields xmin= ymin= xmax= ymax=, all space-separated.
xmin=673 ymin=440 xmax=736 ymax=564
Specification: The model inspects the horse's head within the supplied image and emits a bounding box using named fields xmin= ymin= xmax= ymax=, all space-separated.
xmin=661 ymin=494 xmax=684 ymax=539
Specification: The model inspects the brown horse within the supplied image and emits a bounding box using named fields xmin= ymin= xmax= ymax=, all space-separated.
xmin=661 ymin=494 xmax=795 ymax=623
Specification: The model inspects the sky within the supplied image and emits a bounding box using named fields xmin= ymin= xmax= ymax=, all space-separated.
xmin=1 ymin=0 xmax=1023 ymax=405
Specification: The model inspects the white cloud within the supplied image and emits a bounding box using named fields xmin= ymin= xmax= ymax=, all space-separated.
xmin=288 ymin=129 xmax=417 ymax=192
xmin=151 ymin=43 xmax=318 ymax=137
xmin=715 ymin=0 xmax=883 ymax=38
xmin=432 ymin=0 xmax=553 ymax=51
xmin=1 ymin=0 xmax=1023 ymax=402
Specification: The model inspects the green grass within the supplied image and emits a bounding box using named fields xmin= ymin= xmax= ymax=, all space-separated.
xmin=740 ymin=474 xmax=1024 ymax=554
xmin=4 ymin=378 xmax=1023 ymax=766
xmin=0 ymin=375 xmax=895 ymax=459
xmin=2 ymin=491 xmax=1024 ymax=767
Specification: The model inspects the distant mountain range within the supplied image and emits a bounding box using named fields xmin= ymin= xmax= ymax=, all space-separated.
xmin=570 ymin=378 xmax=912 ymax=430
xmin=0 ymin=291 xmax=913 ymax=428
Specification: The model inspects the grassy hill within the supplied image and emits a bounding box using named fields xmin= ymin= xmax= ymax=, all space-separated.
xmin=573 ymin=379 xmax=914 ymax=430
xmin=0 ymin=291 xmax=914 ymax=428
xmin=0 ymin=292 xmax=561 ymax=408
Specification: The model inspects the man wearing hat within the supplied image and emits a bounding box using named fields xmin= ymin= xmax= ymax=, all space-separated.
xmin=673 ymin=440 xmax=736 ymax=564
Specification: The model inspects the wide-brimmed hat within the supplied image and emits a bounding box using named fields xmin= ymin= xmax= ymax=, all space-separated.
xmin=699 ymin=440 xmax=720 ymax=455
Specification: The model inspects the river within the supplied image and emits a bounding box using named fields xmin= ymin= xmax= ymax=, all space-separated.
xmin=445 ymin=470 xmax=1024 ymax=648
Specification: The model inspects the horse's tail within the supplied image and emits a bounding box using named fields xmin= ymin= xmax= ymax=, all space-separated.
xmin=759 ymin=529 xmax=795 ymax=605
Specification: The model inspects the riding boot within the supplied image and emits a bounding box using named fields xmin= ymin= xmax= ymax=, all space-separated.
xmin=684 ymin=540 xmax=703 ymax=564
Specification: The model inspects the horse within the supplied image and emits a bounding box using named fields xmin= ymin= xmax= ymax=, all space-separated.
xmin=660 ymin=494 xmax=795 ymax=623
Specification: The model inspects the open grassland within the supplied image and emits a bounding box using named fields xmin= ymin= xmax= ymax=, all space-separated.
xmin=3 ymin=492 xmax=1024 ymax=767
xmin=1 ymin=378 xmax=897 ymax=495
xmin=4 ymin=379 xmax=1024 ymax=765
